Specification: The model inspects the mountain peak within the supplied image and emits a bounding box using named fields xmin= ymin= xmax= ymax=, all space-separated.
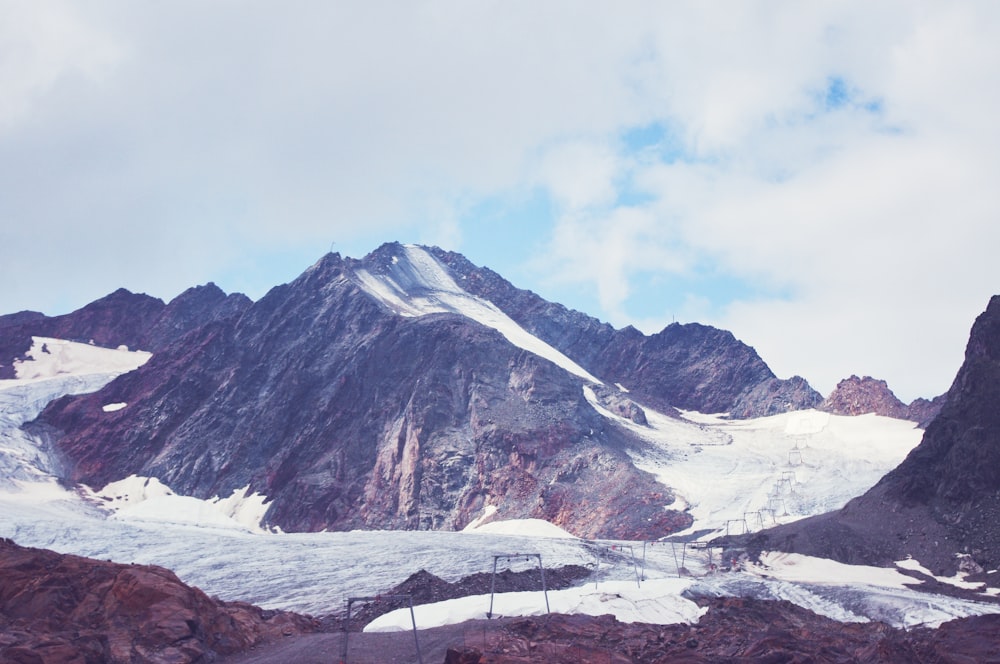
xmin=819 ymin=374 xmax=943 ymax=426
xmin=819 ymin=375 xmax=907 ymax=419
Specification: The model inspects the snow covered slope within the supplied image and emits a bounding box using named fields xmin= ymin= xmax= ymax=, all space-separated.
xmin=0 ymin=338 xmax=151 ymax=486
xmin=3 ymin=490 xmax=999 ymax=628
xmin=0 ymin=338 xmax=270 ymax=531
xmin=354 ymin=244 xmax=602 ymax=383
xmin=11 ymin=336 xmax=151 ymax=381
xmin=584 ymin=387 xmax=923 ymax=539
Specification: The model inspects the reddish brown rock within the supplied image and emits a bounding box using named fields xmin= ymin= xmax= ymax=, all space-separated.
xmin=819 ymin=374 xmax=944 ymax=426
xmin=820 ymin=375 xmax=909 ymax=419
xmin=0 ymin=538 xmax=314 ymax=664
xmin=444 ymin=598 xmax=1000 ymax=663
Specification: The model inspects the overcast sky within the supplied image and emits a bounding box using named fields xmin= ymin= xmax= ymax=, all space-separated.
xmin=3 ymin=1 xmax=998 ymax=402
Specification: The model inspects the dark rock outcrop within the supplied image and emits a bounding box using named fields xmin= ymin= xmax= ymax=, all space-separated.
xmin=820 ymin=374 xmax=944 ymax=426
xmin=906 ymin=393 xmax=947 ymax=429
xmin=0 ymin=538 xmax=313 ymax=664
xmin=749 ymin=295 xmax=1000 ymax=574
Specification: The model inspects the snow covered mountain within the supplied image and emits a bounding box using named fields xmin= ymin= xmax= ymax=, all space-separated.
xmin=1 ymin=242 xmax=943 ymax=543
xmin=4 ymin=252 xmax=1000 ymax=659
xmin=1 ymin=243 xmax=825 ymax=538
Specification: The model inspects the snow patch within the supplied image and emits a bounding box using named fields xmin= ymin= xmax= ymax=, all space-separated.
xmin=91 ymin=475 xmax=271 ymax=533
xmin=752 ymin=552 xmax=920 ymax=590
xmin=896 ymin=557 xmax=986 ymax=591
xmin=11 ymin=337 xmax=150 ymax=381
xmin=354 ymin=246 xmax=601 ymax=384
xmin=464 ymin=517 xmax=577 ymax=539
xmin=364 ymin=578 xmax=704 ymax=632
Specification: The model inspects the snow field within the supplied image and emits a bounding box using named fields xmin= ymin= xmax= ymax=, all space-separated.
xmin=364 ymin=578 xmax=705 ymax=633
xmin=11 ymin=337 xmax=151 ymax=381
xmin=89 ymin=475 xmax=271 ymax=533
xmin=584 ymin=388 xmax=923 ymax=539
xmin=354 ymin=245 xmax=602 ymax=383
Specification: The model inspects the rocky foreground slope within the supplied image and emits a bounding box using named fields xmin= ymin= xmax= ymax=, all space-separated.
xmin=0 ymin=538 xmax=313 ymax=664
xmin=443 ymin=601 xmax=1000 ymax=664
xmin=749 ymin=295 xmax=1000 ymax=574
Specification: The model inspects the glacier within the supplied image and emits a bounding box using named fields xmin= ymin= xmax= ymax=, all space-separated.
xmin=2 ymin=335 xmax=999 ymax=631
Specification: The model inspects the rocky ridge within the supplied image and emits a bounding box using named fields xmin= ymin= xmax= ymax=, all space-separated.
xmin=428 ymin=246 xmax=823 ymax=418
xmin=0 ymin=284 xmax=250 ymax=379
xmin=443 ymin=600 xmax=1000 ymax=663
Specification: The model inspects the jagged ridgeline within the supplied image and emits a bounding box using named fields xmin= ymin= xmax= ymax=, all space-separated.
xmin=7 ymin=243 xmax=820 ymax=536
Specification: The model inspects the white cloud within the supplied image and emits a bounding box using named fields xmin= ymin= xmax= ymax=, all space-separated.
xmin=533 ymin=140 xmax=622 ymax=213
xmin=0 ymin=1 xmax=121 ymax=130
xmin=541 ymin=205 xmax=690 ymax=320
xmin=2 ymin=1 xmax=998 ymax=402
xmin=527 ymin=2 xmax=1000 ymax=400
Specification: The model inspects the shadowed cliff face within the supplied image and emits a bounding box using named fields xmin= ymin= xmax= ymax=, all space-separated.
xmin=748 ymin=295 xmax=1000 ymax=573
xmin=35 ymin=250 xmax=690 ymax=538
